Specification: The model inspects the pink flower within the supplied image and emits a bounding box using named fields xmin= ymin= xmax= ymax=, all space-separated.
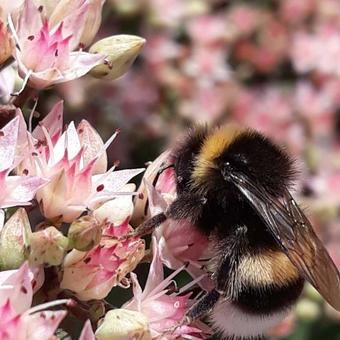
xmin=279 ymin=0 xmax=315 ymax=24
xmin=0 ymin=263 xmax=43 ymax=313
xmin=182 ymin=46 xmax=230 ymax=84
xmin=227 ymin=5 xmax=261 ymax=37
xmin=0 ymin=299 xmax=67 ymax=340
xmin=60 ymin=220 xmax=145 ymax=301
xmin=124 ymin=238 xmax=210 ymax=339
xmin=0 ymin=117 xmax=46 ymax=210
xmin=187 ymin=15 xmax=229 ymax=45
xmin=133 ymin=152 xmax=212 ymax=289
xmin=0 ymin=0 xmax=24 ymax=19
xmin=144 ymin=175 xmax=213 ymax=290
xmin=12 ymin=0 xmax=104 ymax=88
xmin=180 ymin=83 xmax=231 ymax=122
xmin=291 ymin=25 xmax=340 ymax=76
xmin=0 ymin=262 xmax=69 ymax=339
xmin=47 ymin=0 xmax=106 ymax=48
xmin=0 ymin=66 xmax=16 ymax=102
xmin=149 ymin=0 xmax=184 ymax=28
xmin=294 ymin=81 xmax=337 ymax=137
xmin=18 ymin=102 xmax=144 ymax=222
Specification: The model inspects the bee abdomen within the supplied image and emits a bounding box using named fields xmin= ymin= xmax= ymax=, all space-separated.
xmin=232 ymin=249 xmax=305 ymax=314
xmin=235 ymin=278 xmax=304 ymax=314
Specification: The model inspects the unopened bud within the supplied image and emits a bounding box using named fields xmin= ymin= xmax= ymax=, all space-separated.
xmin=68 ymin=215 xmax=102 ymax=251
xmin=0 ymin=208 xmax=31 ymax=270
xmin=89 ymin=35 xmax=146 ymax=80
xmin=27 ymin=226 xmax=69 ymax=266
xmin=95 ymin=309 xmax=151 ymax=340
xmin=295 ymin=298 xmax=321 ymax=321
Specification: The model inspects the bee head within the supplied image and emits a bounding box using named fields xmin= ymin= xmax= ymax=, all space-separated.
xmin=219 ymin=130 xmax=296 ymax=196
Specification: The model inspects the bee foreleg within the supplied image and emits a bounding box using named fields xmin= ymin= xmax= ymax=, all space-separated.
xmin=185 ymin=289 xmax=221 ymax=322
xmin=119 ymin=212 xmax=167 ymax=240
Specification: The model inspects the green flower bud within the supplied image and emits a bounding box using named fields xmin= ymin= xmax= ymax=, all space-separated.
xmin=96 ymin=309 xmax=151 ymax=340
xmin=27 ymin=226 xmax=69 ymax=266
xmin=0 ymin=208 xmax=31 ymax=270
xmin=89 ymin=35 xmax=145 ymax=80
xmin=295 ymin=298 xmax=321 ymax=321
xmin=68 ymin=215 xmax=102 ymax=252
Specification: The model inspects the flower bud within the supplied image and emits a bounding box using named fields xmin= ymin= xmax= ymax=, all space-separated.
xmin=27 ymin=227 xmax=69 ymax=266
xmin=295 ymin=298 xmax=321 ymax=321
xmin=89 ymin=35 xmax=146 ymax=80
xmin=0 ymin=208 xmax=31 ymax=270
xmin=68 ymin=215 xmax=102 ymax=252
xmin=95 ymin=309 xmax=151 ymax=340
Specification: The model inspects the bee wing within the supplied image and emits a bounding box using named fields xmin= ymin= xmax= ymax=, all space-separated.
xmin=229 ymin=171 xmax=340 ymax=311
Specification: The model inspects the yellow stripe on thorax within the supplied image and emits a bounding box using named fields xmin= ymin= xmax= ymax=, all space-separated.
xmin=192 ymin=125 xmax=243 ymax=185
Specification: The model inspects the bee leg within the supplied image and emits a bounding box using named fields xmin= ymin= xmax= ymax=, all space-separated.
xmin=185 ymin=289 xmax=221 ymax=322
xmin=119 ymin=212 xmax=167 ymax=240
xmin=124 ymin=193 xmax=204 ymax=240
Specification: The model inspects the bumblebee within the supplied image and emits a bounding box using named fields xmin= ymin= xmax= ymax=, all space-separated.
xmin=132 ymin=125 xmax=340 ymax=339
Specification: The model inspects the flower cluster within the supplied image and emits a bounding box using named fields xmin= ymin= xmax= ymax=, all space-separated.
xmin=0 ymin=0 xmax=145 ymax=95
xmin=0 ymin=0 xmax=340 ymax=339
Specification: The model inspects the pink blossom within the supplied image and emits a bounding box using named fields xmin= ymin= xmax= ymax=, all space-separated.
xmin=124 ymin=238 xmax=210 ymax=339
xmin=0 ymin=262 xmax=69 ymax=339
xmin=279 ymin=0 xmax=315 ymax=24
xmin=0 ymin=117 xmax=47 ymax=209
xmin=61 ymin=220 xmax=145 ymax=301
xmin=268 ymin=312 xmax=295 ymax=338
xmin=187 ymin=15 xmax=229 ymax=45
xmin=180 ymin=83 xmax=231 ymax=122
xmin=144 ymin=170 xmax=213 ymax=290
xmin=0 ymin=67 xmax=16 ymax=102
xmin=149 ymin=0 xmax=184 ymax=28
xmin=12 ymin=0 xmax=104 ymax=89
xmin=291 ymin=25 xmax=340 ymax=76
xmin=294 ymin=81 xmax=337 ymax=137
xmin=0 ymin=299 xmax=67 ymax=340
xmin=47 ymin=0 xmax=106 ymax=48
xmin=0 ymin=263 xmax=43 ymax=313
xmin=144 ymin=35 xmax=181 ymax=66
xmin=134 ymin=152 xmax=212 ymax=289
xmin=182 ymin=46 xmax=230 ymax=84
xmin=227 ymin=5 xmax=262 ymax=37
xmin=18 ymin=102 xmax=144 ymax=222
xmin=0 ymin=0 xmax=24 ymax=19
xmin=231 ymin=87 xmax=292 ymax=134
